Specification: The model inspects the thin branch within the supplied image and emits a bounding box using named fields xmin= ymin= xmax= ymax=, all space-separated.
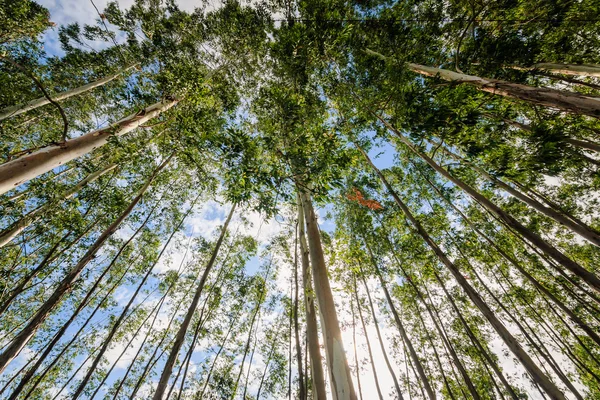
xmin=1 ymin=56 xmax=69 ymax=142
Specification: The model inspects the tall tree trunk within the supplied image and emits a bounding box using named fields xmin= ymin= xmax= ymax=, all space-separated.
xmin=358 ymin=146 xmax=566 ymax=400
xmin=517 ymin=63 xmax=600 ymax=78
xmin=353 ymin=277 xmax=384 ymax=400
xmin=365 ymin=244 xmax=437 ymax=400
xmin=152 ymin=202 xmax=236 ymax=400
xmin=365 ymin=49 xmax=600 ymax=118
xmin=565 ymin=138 xmax=600 ymax=153
xmin=366 ymin=232 xmax=480 ymax=400
xmin=369 ymin=117 xmax=600 ymax=292
xmin=432 ymin=141 xmax=600 ymax=247
xmin=5 ymin=189 xmax=164 ymax=399
xmin=197 ymin=317 xmax=236 ymax=398
xmin=20 ymin=253 xmax=136 ymax=399
xmin=491 ymin=114 xmax=600 ymax=153
xmin=294 ymin=225 xmax=306 ymax=400
xmin=360 ymin=274 xmax=404 ymax=400
xmin=256 ymin=332 xmax=278 ymax=400
xmin=72 ymin=196 xmax=181 ymax=399
xmin=0 ymin=65 xmax=137 ymax=121
xmin=0 ymin=155 xmax=172 ymax=374
xmin=350 ymin=296 xmax=364 ymax=400
xmin=297 ymin=194 xmax=327 ymax=400
xmin=493 ymin=270 xmax=585 ymax=400
xmin=424 ymin=278 xmax=520 ymax=400
xmin=416 ymin=169 xmax=600 ymax=346
xmin=0 ymin=163 xmax=117 ymax=248
xmin=0 ymin=98 xmax=177 ymax=195
xmin=298 ymin=186 xmax=357 ymax=400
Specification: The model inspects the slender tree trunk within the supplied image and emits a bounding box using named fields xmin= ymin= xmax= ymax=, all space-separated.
xmin=293 ymin=225 xmax=306 ymax=400
xmin=365 ymin=245 xmax=436 ymax=400
xmin=494 ymin=270 xmax=585 ymax=400
xmin=0 ymin=228 xmax=75 ymax=316
xmin=432 ymin=141 xmax=600 ymax=247
xmin=198 ymin=317 xmax=236 ymax=398
xmin=72 ymin=205 xmax=178 ymax=399
xmin=298 ymin=186 xmax=357 ymax=400
xmin=486 ymin=113 xmax=600 ymax=153
xmin=534 ymin=71 xmax=600 ymax=91
xmin=20 ymin=252 xmax=136 ymax=399
xmin=243 ymin=313 xmax=262 ymax=400
xmin=365 ymin=233 xmax=457 ymax=400
xmin=350 ymin=296 xmax=364 ymax=400
xmin=360 ymin=275 xmax=404 ymax=399
xmin=424 ymin=278 xmax=520 ymax=400
xmin=358 ymin=146 xmax=566 ymax=400
xmin=256 ymin=334 xmax=278 ymax=399
xmin=517 ymin=63 xmax=600 ymax=78
xmin=5 ymin=191 xmax=162 ymax=399
xmin=297 ymin=194 xmax=327 ymax=400
xmin=370 ymin=117 xmax=600 ymax=292
xmin=0 ymin=65 xmax=137 ymax=121
xmin=416 ymin=170 xmax=600 ymax=346
xmin=0 ymin=98 xmax=177 ymax=195
xmin=365 ymin=49 xmax=600 ymax=118
xmin=353 ymin=278 xmax=384 ymax=400
xmin=0 ymin=155 xmax=172 ymax=374
xmin=565 ymin=138 xmax=600 ymax=153
xmin=152 ymin=203 xmax=235 ymax=400
xmin=0 ymin=163 xmax=117 ymax=248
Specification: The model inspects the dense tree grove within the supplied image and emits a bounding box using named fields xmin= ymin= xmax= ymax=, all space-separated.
xmin=0 ymin=0 xmax=599 ymax=398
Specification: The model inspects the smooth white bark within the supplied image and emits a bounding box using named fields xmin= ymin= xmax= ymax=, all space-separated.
xmin=0 ymin=98 xmax=177 ymax=195
xmin=0 ymin=65 xmax=137 ymax=121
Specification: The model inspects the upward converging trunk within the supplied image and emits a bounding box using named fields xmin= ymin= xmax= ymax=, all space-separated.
xmin=152 ymin=202 xmax=235 ymax=400
xmin=353 ymin=279 xmax=384 ymax=400
xmin=298 ymin=186 xmax=357 ymax=400
xmin=357 ymin=146 xmax=566 ymax=400
xmin=431 ymin=141 xmax=600 ymax=247
xmin=370 ymin=114 xmax=600 ymax=293
xmin=360 ymin=275 xmax=404 ymax=400
xmin=0 ymin=65 xmax=137 ymax=121
xmin=484 ymin=114 xmax=600 ymax=154
xmin=293 ymin=226 xmax=306 ymax=400
xmin=417 ymin=170 xmax=600 ymax=347
xmin=0 ymin=154 xmax=172 ymax=374
xmin=0 ymin=98 xmax=178 ymax=195
xmin=0 ymin=163 xmax=117 ymax=248
xmin=515 ymin=63 xmax=600 ymax=78
xmin=365 ymin=49 xmax=600 ymax=118
xmin=297 ymin=194 xmax=327 ymax=400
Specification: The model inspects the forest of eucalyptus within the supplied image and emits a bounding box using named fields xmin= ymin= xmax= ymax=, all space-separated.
xmin=0 ymin=0 xmax=599 ymax=398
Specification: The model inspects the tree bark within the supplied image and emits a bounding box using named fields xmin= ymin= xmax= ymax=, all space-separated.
xmin=0 ymin=65 xmax=137 ymax=121
xmin=350 ymin=296 xmax=364 ymax=400
xmin=0 ymin=155 xmax=172 ymax=374
xmin=522 ymin=63 xmax=600 ymax=78
xmin=298 ymin=186 xmax=357 ymax=400
xmin=365 ymin=49 xmax=600 ymax=118
xmin=0 ymin=163 xmax=117 ymax=248
xmin=293 ymin=224 xmax=306 ymax=400
xmin=152 ymin=202 xmax=235 ymax=400
xmin=358 ymin=146 xmax=566 ymax=400
xmin=297 ymin=194 xmax=327 ymax=400
xmin=0 ymin=98 xmax=177 ymax=195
